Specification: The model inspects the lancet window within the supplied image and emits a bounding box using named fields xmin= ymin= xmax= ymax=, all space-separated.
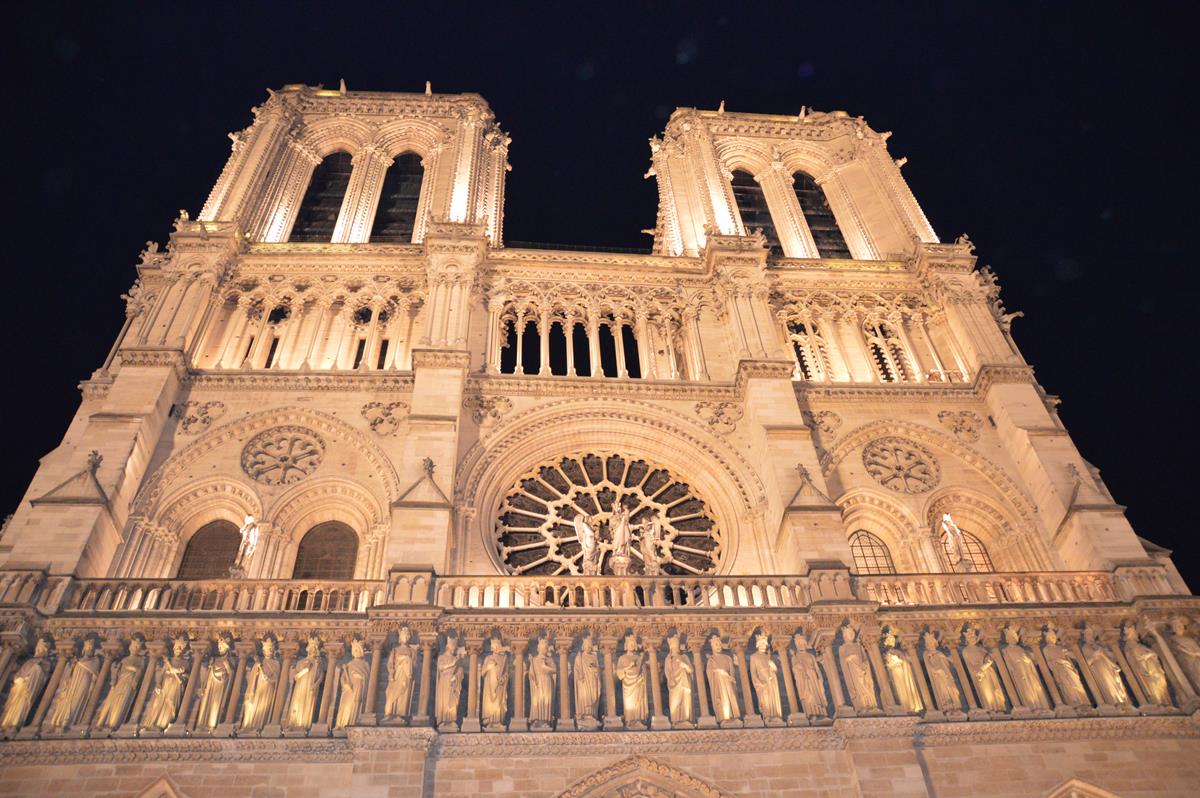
xmin=848 ymin=530 xmax=896 ymax=575
xmin=862 ymin=318 xmax=914 ymax=383
xmin=370 ymin=152 xmax=424 ymax=242
xmin=786 ymin=319 xmax=831 ymax=381
xmin=292 ymin=521 xmax=358 ymax=580
xmin=938 ymin=527 xmax=995 ymax=573
xmin=289 ymin=151 xmax=354 ymax=242
xmin=495 ymin=308 xmax=652 ymax=379
xmin=176 ymin=521 xmax=241 ymax=579
xmin=729 ymin=170 xmax=782 ymax=255
xmin=792 ymin=172 xmax=851 ymax=258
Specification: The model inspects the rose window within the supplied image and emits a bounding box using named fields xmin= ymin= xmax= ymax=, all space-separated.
xmin=861 ymin=436 xmax=940 ymax=494
xmin=495 ymin=452 xmax=722 ymax=576
xmin=240 ymin=426 xmax=326 ymax=486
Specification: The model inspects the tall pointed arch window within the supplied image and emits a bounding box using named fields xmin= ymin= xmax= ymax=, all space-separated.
xmin=792 ymin=172 xmax=851 ymax=258
xmin=176 ymin=520 xmax=241 ymax=579
xmin=863 ymin=319 xmax=913 ymax=383
xmin=370 ymin=152 xmax=424 ymax=242
xmin=849 ymin=530 xmax=896 ymax=575
xmin=786 ymin=319 xmax=830 ymax=381
xmin=939 ymin=527 xmax=995 ymax=573
xmin=729 ymin=170 xmax=782 ymax=255
xmin=289 ymin=151 xmax=354 ymax=242
xmin=292 ymin=521 xmax=358 ymax=579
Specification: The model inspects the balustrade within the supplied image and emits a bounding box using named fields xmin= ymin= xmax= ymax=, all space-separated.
xmin=61 ymin=578 xmax=385 ymax=615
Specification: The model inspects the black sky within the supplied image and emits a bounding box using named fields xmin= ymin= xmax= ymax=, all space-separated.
xmin=4 ymin=2 xmax=1198 ymax=584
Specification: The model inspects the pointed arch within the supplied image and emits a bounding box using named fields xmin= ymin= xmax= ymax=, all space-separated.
xmin=1045 ymin=778 xmax=1122 ymax=798
xmin=135 ymin=776 xmax=189 ymax=798
xmin=556 ymin=756 xmax=731 ymax=798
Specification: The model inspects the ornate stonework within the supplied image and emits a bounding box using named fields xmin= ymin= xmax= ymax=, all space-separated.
xmin=861 ymin=436 xmax=941 ymax=494
xmin=240 ymin=426 xmax=326 ymax=485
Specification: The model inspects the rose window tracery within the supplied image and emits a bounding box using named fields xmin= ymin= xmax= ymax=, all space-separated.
xmin=861 ymin=436 xmax=940 ymax=494
xmin=495 ymin=452 xmax=722 ymax=576
xmin=240 ymin=426 xmax=326 ymax=486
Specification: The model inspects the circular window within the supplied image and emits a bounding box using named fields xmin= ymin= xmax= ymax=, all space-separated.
xmin=240 ymin=426 xmax=326 ymax=486
xmin=495 ymin=452 xmax=722 ymax=576
xmin=861 ymin=436 xmax=941 ymax=494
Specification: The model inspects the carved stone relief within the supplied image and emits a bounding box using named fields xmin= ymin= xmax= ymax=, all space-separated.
xmin=463 ymin=394 xmax=513 ymax=425
xmin=938 ymin=410 xmax=983 ymax=443
xmin=175 ymin=401 xmax=227 ymax=434
xmin=240 ymin=426 xmax=326 ymax=486
xmin=694 ymin=402 xmax=743 ymax=435
xmin=802 ymin=410 xmax=842 ymax=435
xmin=361 ymin=401 xmax=408 ymax=436
xmin=861 ymin=436 xmax=940 ymax=494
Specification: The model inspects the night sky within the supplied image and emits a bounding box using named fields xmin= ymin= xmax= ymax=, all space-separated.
xmin=5 ymin=2 xmax=1197 ymax=584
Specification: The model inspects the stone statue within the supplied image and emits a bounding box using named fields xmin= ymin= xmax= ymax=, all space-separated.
xmin=1042 ymin=628 xmax=1089 ymax=708
xmin=573 ymin=512 xmax=600 ymax=576
xmin=141 ymin=635 xmax=192 ymax=731
xmin=385 ymin=627 xmax=417 ymax=720
xmin=1122 ymin=624 xmax=1170 ymax=706
xmin=638 ymin=512 xmax=664 ymax=576
xmin=940 ymin=513 xmax=967 ymax=572
xmin=610 ymin=504 xmax=632 ymax=558
xmin=706 ymin=635 xmax=741 ymax=723
xmin=837 ymin=625 xmax=879 ymax=713
xmin=334 ymin=639 xmax=370 ymax=729
xmin=615 ymin=633 xmax=648 ymax=726
xmin=921 ymin=632 xmax=962 ymax=712
xmin=573 ymin=636 xmax=602 ymax=723
xmin=231 ymin=514 xmax=260 ymax=578
xmin=481 ymin=639 xmax=511 ymax=729
xmin=1081 ymin=625 xmax=1129 ymax=708
xmin=1000 ymin=627 xmax=1051 ymax=711
xmin=435 ymin=640 xmax=465 ymax=728
xmin=663 ymin=636 xmax=694 ymax=726
xmin=45 ymin=638 xmax=100 ymax=731
xmin=961 ymin=625 xmax=1007 ymax=712
xmin=94 ymin=638 xmax=147 ymax=730
xmin=881 ymin=629 xmax=923 ymax=713
xmin=749 ymin=633 xmax=784 ymax=722
xmin=527 ymin=638 xmax=556 ymax=728
xmin=790 ymin=634 xmax=828 ymax=718
xmin=1166 ymin=616 xmax=1200 ymax=690
xmin=0 ymin=638 xmax=52 ymax=732
xmin=239 ymin=637 xmax=280 ymax=733
xmin=194 ymin=635 xmax=235 ymax=731
xmin=285 ymin=635 xmax=325 ymax=730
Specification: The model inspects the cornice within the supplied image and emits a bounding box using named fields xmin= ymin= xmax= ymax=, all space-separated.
xmin=914 ymin=715 xmax=1200 ymax=746
xmin=0 ymin=736 xmax=352 ymax=765
xmin=184 ymin=371 xmax=415 ymax=392
xmin=467 ymin=374 xmax=741 ymax=403
xmin=797 ymin=364 xmax=1037 ymax=403
xmin=433 ymin=727 xmax=845 ymax=757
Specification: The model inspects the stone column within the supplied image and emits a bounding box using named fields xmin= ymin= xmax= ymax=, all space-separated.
xmin=224 ymin=642 xmax=253 ymax=727
xmin=555 ymin=638 xmax=574 ymax=731
xmin=28 ymin=641 xmax=70 ymax=732
xmin=949 ymin=645 xmax=981 ymax=714
xmin=509 ymin=639 xmax=528 ymax=732
xmin=731 ymin=640 xmax=763 ymax=727
xmin=413 ymin=634 xmax=436 ymax=726
xmin=822 ymin=644 xmax=853 ymax=717
xmin=613 ymin=321 xmax=628 ymax=377
xmin=1027 ymin=641 xmax=1065 ymax=711
xmin=863 ymin=630 xmax=900 ymax=715
xmin=1108 ymin=640 xmax=1148 ymax=708
xmin=645 ymin=636 xmax=669 ymax=730
xmin=904 ymin=634 xmax=935 ymax=713
xmin=484 ymin=296 xmax=505 ymax=374
xmin=123 ymin=641 xmax=165 ymax=734
xmin=690 ymin=640 xmax=716 ymax=728
xmin=1148 ymin=626 xmax=1198 ymax=708
xmin=587 ymin=315 xmax=602 ymax=378
xmin=316 ymin=641 xmax=343 ymax=732
xmin=268 ymin=640 xmax=298 ymax=730
xmin=82 ymin=641 xmax=119 ymax=731
xmin=361 ymin=637 xmax=385 ymax=726
xmin=775 ymin=640 xmax=803 ymax=726
xmin=599 ymin=636 xmax=622 ymax=730
xmin=461 ymin=638 xmax=483 ymax=732
xmin=538 ymin=312 xmax=551 ymax=376
xmin=167 ymin=646 xmax=205 ymax=736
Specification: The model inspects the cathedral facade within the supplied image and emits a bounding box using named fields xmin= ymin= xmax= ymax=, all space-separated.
xmin=0 ymin=84 xmax=1196 ymax=797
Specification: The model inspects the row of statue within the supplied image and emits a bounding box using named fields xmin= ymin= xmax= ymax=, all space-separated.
xmin=3 ymin=617 xmax=1198 ymax=737
xmin=570 ymin=506 xmax=665 ymax=576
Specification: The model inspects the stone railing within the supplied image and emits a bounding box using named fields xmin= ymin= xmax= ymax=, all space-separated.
xmin=854 ymin=570 xmax=1120 ymax=607
xmin=59 ymin=578 xmax=388 ymax=615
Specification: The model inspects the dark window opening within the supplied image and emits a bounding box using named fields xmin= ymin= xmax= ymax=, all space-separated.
xmin=377 ymin=340 xmax=389 ymax=369
xmin=292 ymin=521 xmax=358 ymax=580
xmin=621 ymin=324 xmax=642 ymax=378
xmin=242 ymin=336 xmax=255 ymax=362
xmin=849 ymin=530 xmax=896 ymax=575
xmin=792 ymin=172 xmax=851 ymax=258
xmin=939 ymin=528 xmax=995 ymax=573
xmin=353 ymin=306 xmax=373 ymax=325
xmin=264 ymin=337 xmax=280 ymax=368
xmin=499 ymin=319 xmax=518 ymax=374
xmin=869 ymin=342 xmax=897 ymax=383
xmin=370 ymin=153 xmax=424 ymax=242
xmin=598 ymin=323 xmax=618 ymax=377
xmin=571 ymin=322 xmax=591 ymax=376
xmin=548 ymin=321 xmax=568 ymax=376
xmin=730 ymin=169 xmax=782 ymax=255
xmin=792 ymin=341 xmax=813 ymax=380
xmin=177 ymin=521 xmax=241 ymax=579
xmin=289 ymin=151 xmax=354 ymax=243
xmin=267 ymin=306 xmax=290 ymax=324
xmin=352 ymin=339 xmax=367 ymax=369
xmin=520 ymin=320 xmax=541 ymax=375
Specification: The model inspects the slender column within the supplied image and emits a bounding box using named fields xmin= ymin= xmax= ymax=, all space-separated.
xmin=587 ymin=316 xmax=602 ymax=378
xmin=317 ymin=642 xmax=342 ymax=728
xmin=891 ymin=315 xmax=924 ymax=382
xmin=172 ymin=645 xmax=205 ymax=733
xmin=645 ymin=636 xmax=668 ymax=730
xmin=913 ymin=314 xmax=948 ymax=381
xmin=665 ymin=321 xmax=681 ymax=380
xmin=821 ymin=644 xmax=851 ymax=716
xmin=516 ymin=315 xmax=529 ymax=374
xmin=599 ymin=637 xmax=621 ymax=729
xmin=1108 ymin=641 xmax=1148 ymax=707
xmin=29 ymin=641 xmax=71 ymax=730
xmin=303 ymin=298 xmax=336 ymax=369
xmin=0 ymin=640 xmax=18 ymax=690
xmin=484 ymin=298 xmax=504 ymax=374
xmin=461 ymin=638 xmax=483 ymax=733
xmin=845 ymin=314 xmax=878 ymax=382
xmin=214 ymin=296 xmax=250 ymax=368
xmin=731 ymin=640 xmax=762 ymax=726
xmin=775 ymin=640 xmax=802 ymax=724
xmin=127 ymin=641 xmax=164 ymax=730
xmin=949 ymin=646 xmax=981 ymax=712
xmin=987 ymin=640 xmax=1021 ymax=712
xmin=361 ymin=302 xmax=384 ymax=370
xmin=684 ymin=309 xmax=709 ymax=380
xmin=691 ymin=641 xmax=715 ymax=727
xmin=243 ymin=304 xmax=273 ymax=368
xmin=413 ymin=634 xmax=436 ymax=725
xmin=565 ymin=321 xmax=576 ymax=376
xmin=635 ymin=317 xmax=651 ymax=377
xmin=1025 ymin=641 xmax=1063 ymax=709
xmin=904 ymin=634 xmax=935 ymax=712
xmin=555 ymin=638 xmax=574 ymax=730
xmin=509 ymin=640 xmax=528 ymax=731
xmin=613 ymin=322 xmax=628 ymax=377
xmin=362 ymin=637 xmax=385 ymax=725
xmin=538 ymin=312 xmax=551 ymax=375
xmin=1148 ymin=627 xmax=1197 ymax=705
xmin=327 ymin=308 xmax=353 ymax=370
xmin=269 ymin=641 xmax=298 ymax=727
xmin=82 ymin=643 xmax=119 ymax=730
xmin=224 ymin=642 xmax=253 ymax=725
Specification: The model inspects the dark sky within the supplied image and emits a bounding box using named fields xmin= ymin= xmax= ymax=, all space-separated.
xmin=5 ymin=2 xmax=1198 ymax=585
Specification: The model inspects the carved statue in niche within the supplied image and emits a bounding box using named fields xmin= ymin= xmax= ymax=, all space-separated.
xmin=481 ymin=638 xmax=510 ymax=730
xmin=940 ymin=513 xmax=967 ymax=572
xmin=231 ymin=514 xmax=260 ymax=578
xmin=527 ymin=637 xmax=555 ymax=728
xmin=1081 ymin=625 xmax=1130 ymax=708
xmin=1000 ymin=627 xmax=1051 ymax=711
xmin=239 ymin=637 xmax=280 ymax=733
xmin=573 ymin=512 xmax=600 ymax=576
xmin=385 ymin=627 xmax=417 ymax=721
xmin=435 ymin=638 xmax=465 ymax=729
xmin=615 ymin=633 xmax=648 ymax=726
xmin=194 ymin=635 xmax=235 ymax=732
xmin=749 ymin=633 xmax=784 ymax=723
xmin=638 ymin=511 xmax=664 ymax=576
xmin=1166 ymin=615 xmax=1200 ymax=690
xmin=609 ymin=504 xmax=633 ymax=575
xmin=837 ymin=625 xmax=880 ymax=713
xmin=94 ymin=638 xmax=147 ymax=730
xmin=141 ymin=635 xmax=192 ymax=731
xmin=285 ymin=634 xmax=325 ymax=731
xmin=334 ymin=639 xmax=370 ymax=729
xmin=921 ymin=631 xmax=962 ymax=712
xmin=0 ymin=638 xmax=51 ymax=732
xmin=45 ymin=637 xmax=100 ymax=731
xmin=663 ymin=636 xmax=694 ymax=727
xmin=961 ymin=625 xmax=1007 ymax=712
xmin=1041 ymin=628 xmax=1090 ymax=708
xmin=573 ymin=635 xmax=602 ymax=724
xmin=790 ymin=633 xmax=828 ymax=718
xmin=881 ymin=629 xmax=923 ymax=713
xmin=706 ymin=635 xmax=741 ymax=725
xmin=1122 ymin=624 xmax=1170 ymax=706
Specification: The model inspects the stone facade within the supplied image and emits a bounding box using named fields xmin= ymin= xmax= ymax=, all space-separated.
xmin=0 ymin=84 xmax=1196 ymax=796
